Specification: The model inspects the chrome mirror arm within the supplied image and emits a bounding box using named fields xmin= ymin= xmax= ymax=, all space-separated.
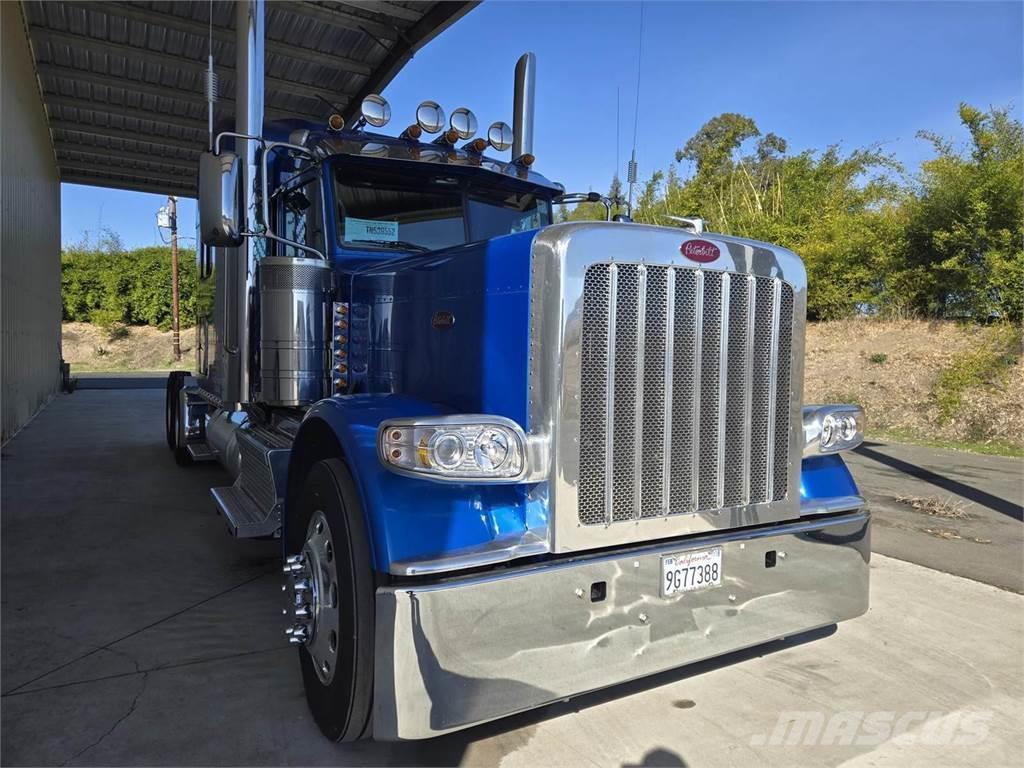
xmin=259 ymin=140 xmax=326 ymax=261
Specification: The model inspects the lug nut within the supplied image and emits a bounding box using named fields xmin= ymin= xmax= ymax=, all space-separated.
xmin=295 ymin=604 xmax=311 ymax=620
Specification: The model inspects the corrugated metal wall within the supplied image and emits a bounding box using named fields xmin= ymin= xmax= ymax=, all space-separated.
xmin=1 ymin=1 xmax=61 ymax=442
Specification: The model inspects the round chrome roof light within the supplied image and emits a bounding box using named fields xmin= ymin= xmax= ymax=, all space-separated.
xmin=327 ymin=113 xmax=345 ymax=132
xmin=415 ymin=100 xmax=446 ymax=134
xmin=449 ymin=107 xmax=478 ymax=141
xmin=360 ymin=93 xmax=391 ymax=128
xmin=486 ymin=121 xmax=513 ymax=152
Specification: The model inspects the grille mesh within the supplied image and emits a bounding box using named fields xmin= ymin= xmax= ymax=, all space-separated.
xmin=577 ymin=264 xmax=795 ymax=526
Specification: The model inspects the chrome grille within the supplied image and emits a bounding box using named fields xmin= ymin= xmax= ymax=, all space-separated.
xmin=577 ymin=264 xmax=795 ymax=525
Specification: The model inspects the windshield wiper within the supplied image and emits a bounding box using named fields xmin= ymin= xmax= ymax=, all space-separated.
xmin=348 ymin=239 xmax=431 ymax=253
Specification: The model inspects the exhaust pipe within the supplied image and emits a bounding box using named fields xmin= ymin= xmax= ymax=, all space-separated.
xmin=512 ymin=52 xmax=535 ymax=163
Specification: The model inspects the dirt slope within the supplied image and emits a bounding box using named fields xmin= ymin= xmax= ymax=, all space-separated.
xmin=63 ymin=322 xmax=193 ymax=372
xmin=805 ymin=319 xmax=1022 ymax=451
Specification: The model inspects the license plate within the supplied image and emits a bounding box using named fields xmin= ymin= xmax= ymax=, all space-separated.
xmin=661 ymin=546 xmax=723 ymax=597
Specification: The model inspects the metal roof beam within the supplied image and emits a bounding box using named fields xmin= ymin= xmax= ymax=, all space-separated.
xmin=56 ymin=142 xmax=198 ymax=171
xmin=334 ymin=1 xmax=422 ymax=23
xmin=46 ymin=95 xmax=206 ymax=133
xmin=36 ymin=64 xmax=323 ymax=124
xmin=60 ymin=163 xmax=195 ymax=187
xmin=37 ymin=62 xmax=216 ymax=106
xmin=61 ymin=173 xmax=194 ymax=197
xmin=280 ymin=2 xmax=400 ymax=42
xmin=76 ymin=2 xmax=374 ymax=77
xmin=32 ymin=27 xmax=345 ymax=104
xmin=50 ymin=120 xmax=202 ymax=152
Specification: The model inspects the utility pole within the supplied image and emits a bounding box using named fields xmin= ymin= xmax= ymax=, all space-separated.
xmin=168 ymin=195 xmax=181 ymax=362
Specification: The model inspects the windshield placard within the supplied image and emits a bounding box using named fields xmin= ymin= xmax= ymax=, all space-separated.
xmin=344 ymin=217 xmax=398 ymax=243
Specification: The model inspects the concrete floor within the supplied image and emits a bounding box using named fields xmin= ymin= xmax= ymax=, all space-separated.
xmin=2 ymin=388 xmax=1022 ymax=766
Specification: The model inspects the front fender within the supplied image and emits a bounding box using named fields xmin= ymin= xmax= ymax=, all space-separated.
xmin=289 ymin=394 xmax=539 ymax=573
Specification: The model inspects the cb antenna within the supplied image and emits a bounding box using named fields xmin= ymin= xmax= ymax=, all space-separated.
xmin=627 ymin=1 xmax=645 ymax=210
xmin=205 ymin=0 xmax=219 ymax=151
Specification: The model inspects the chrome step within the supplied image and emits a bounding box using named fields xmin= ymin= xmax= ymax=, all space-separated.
xmin=187 ymin=442 xmax=217 ymax=462
xmin=211 ymin=485 xmax=280 ymax=538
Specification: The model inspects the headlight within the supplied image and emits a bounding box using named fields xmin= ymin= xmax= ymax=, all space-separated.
xmin=379 ymin=415 xmax=528 ymax=482
xmin=803 ymin=405 xmax=865 ymax=456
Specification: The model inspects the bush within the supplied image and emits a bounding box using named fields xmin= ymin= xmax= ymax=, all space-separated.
xmin=62 ymin=239 xmax=197 ymax=330
xmin=933 ymin=324 xmax=1021 ymax=422
xmin=869 ymin=352 xmax=888 ymax=364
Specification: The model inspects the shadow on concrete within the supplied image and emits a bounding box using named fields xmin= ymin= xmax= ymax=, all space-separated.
xmin=854 ymin=443 xmax=1023 ymax=522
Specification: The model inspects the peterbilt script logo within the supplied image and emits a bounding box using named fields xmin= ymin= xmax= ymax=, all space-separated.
xmin=680 ymin=239 xmax=721 ymax=263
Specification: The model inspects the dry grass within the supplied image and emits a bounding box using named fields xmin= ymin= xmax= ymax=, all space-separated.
xmin=894 ymin=494 xmax=970 ymax=520
xmin=63 ymin=322 xmax=193 ymax=372
xmin=805 ymin=319 xmax=1023 ymax=452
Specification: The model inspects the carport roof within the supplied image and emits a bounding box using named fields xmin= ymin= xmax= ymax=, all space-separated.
xmin=21 ymin=0 xmax=476 ymax=197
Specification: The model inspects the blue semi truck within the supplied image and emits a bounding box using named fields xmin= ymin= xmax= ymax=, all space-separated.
xmin=169 ymin=50 xmax=869 ymax=741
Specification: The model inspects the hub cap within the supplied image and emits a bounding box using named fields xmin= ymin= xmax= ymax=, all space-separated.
xmin=283 ymin=510 xmax=340 ymax=685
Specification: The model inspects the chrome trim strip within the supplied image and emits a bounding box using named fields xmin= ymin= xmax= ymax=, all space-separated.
xmin=766 ymin=278 xmax=782 ymax=500
xmin=389 ymin=528 xmax=550 ymax=576
xmin=716 ymin=272 xmax=730 ymax=508
xmin=742 ymin=274 xmax=756 ymax=504
xmin=691 ymin=270 xmax=704 ymax=512
xmin=661 ymin=268 xmax=676 ymax=516
xmin=604 ymin=264 xmax=618 ymax=526
xmin=800 ymin=495 xmax=866 ymax=516
xmin=633 ymin=265 xmax=648 ymax=519
xmin=373 ymin=508 xmax=869 ymax=739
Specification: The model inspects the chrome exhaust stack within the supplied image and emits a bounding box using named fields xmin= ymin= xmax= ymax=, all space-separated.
xmin=512 ymin=52 xmax=536 ymax=164
xmin=228 ymin=0 xmax=264 ymax=405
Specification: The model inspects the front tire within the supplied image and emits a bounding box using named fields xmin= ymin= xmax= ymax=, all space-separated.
xmin=285 ymin=459 xmax=375 ymax=742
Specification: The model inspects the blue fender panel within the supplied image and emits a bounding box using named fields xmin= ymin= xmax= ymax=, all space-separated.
xmin=294 ymin=394 xmax=539 ymax=572
xmin=800 ymin=453 xmax=860 ymax=502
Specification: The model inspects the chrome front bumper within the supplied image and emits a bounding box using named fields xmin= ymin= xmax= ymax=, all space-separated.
xmin=372 ymin=509 xmax=870 ymax=740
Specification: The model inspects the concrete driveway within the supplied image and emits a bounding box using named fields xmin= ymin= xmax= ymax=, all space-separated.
xmin=2 ymin=388 xmax=1022 ymax=766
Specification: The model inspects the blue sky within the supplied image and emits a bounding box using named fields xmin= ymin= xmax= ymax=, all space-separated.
xmin=62 ymin=0 xmax=1023 ymax=249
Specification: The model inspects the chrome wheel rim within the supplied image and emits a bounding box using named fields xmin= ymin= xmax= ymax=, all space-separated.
xmin=284 ymin=510 xmax=340 ymax=686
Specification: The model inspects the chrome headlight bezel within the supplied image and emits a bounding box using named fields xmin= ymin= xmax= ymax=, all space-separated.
xmin=803 ymin=405 xmax=865 ymax=456
xmin=378 ymin=415 xmax=532 ymax=483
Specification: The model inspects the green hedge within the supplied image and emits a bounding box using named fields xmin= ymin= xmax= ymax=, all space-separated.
xmin=62 ymin=245 xmax=198 ymax=330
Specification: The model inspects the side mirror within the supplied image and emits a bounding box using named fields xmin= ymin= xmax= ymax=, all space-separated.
xmin=199 ymin=151 xmax=242 ymax=247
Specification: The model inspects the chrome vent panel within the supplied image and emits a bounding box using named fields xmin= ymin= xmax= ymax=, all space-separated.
xmin=577 ymin=263 xmax=795 ymax=526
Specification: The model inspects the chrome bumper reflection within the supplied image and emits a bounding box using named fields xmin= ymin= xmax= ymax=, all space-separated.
xmin=373 ymin=510 xmax=870 ymax=740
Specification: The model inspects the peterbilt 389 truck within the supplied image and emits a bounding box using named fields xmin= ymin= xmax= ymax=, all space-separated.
xmin=171 ymin=29 xmax=870 ymax=741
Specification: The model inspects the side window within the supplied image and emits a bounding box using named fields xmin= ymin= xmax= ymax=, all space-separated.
xmin=278 ymin=178 xmax=324 ymax=258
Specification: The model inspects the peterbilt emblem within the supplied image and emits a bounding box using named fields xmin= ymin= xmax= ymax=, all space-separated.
xmin=681 ymin=239 xmax=720 ymax=263
xmin=431 ymin=310 xmax=455 ymax=330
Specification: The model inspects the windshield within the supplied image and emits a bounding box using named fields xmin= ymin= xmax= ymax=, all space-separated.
xmin=334 ymin=166 xmax=551 ymax=252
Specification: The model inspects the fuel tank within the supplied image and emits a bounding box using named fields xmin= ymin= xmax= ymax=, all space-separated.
xmin=257 ymin=256 xmax=333 ymax=406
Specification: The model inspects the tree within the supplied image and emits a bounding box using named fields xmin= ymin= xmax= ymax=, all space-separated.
xmin=675 ymin=112 xmax=760 ymax=175
xmin=897 ymin=104 xmax=1023 ymax=320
